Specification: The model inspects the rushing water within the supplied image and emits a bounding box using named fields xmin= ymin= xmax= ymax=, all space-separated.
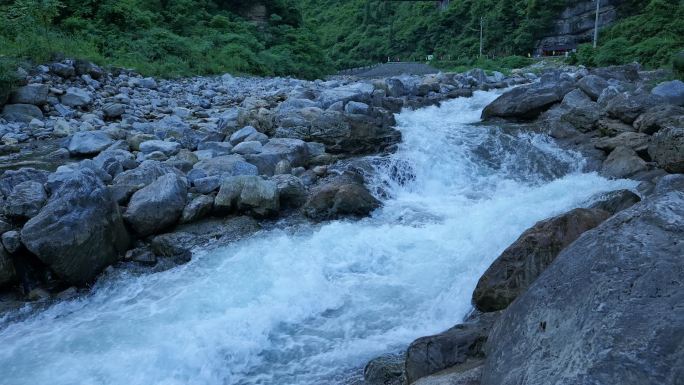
xmin=0 ymin=90 xmax=635 ymax=385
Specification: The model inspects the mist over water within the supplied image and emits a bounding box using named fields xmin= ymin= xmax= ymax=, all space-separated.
xmin=0 ymin=90 xmax=635 ymax=385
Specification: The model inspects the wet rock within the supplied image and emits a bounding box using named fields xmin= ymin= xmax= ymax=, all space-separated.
xmin=20 ymin=169 xmax=130 ymax=285
xmin=633 ymin=104 xmax=684 ymax=135
xmin=593 ymin=132 xmax=650 ymax=153
xmin=413 ymin=363 xmax=483 ymax=385
xmin=214 ymin=175 xmax=279 ymax=217
xmin=364 ymin=353 xmax=406 ymax=385
xmin=588 ymin=189 xmax=641 ymax=215
xmin=303 ymin=172 xmax=380 ymax=221
xmin=150 ymin=232 xmax=197 ymax=262
xmin=1 ymin=104 xmax=43 ymax=123
xmin=4 ymin=181 xmax=47 ymax=220
xmin=1 ymin=230 xmax=22 ymax=254
xmin=473 ymin=208 xmax=611 ymax=312
xmin=180 ymin=194 xmax=214 ymax=224
xmin=651 ymin=79 xmax=684 ymax=106
xmin=481 ymin=81 xmax=574 ymax=120
xmin=601 ymin=146 xmax=648 ymax=178
xmin=10 ymin=84 xmax=49 ymax=105
xmin=67 ymin=131 xmax=113 ymax=156
xmin=482 ymin=178 xmax=684 ymax=385
xmin=577 ymin=75 xmax=608 ymax=101
xmin=60 ymin=87 xmax=92 ymax=107
xmin=272 ymin=174 xmax=306 ymax=208
xmin=124 ymin=173 xmax=188 ymax=236
xmin=605 ymin=92 xmax=663 ymax=124
xmin=405 ymin=312 xmax=500 ymax=384
xmin=597 ymin=117 xmax=635 ymax=137
xmin=0 ymin=247 xmax=16 ymax=287
xmin=648 ymin=126 xmax=684 ymax=173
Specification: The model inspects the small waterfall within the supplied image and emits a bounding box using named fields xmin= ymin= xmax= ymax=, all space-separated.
xmin=0 ymin=90 xmax=635 ymax=385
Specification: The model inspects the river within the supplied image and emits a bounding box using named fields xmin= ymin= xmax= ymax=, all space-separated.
xmin=0 ymin=90 xmax=634 ymax=385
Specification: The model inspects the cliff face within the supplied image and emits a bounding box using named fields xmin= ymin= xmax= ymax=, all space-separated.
xmin=537 ymin=0 xmax=627 ymax=51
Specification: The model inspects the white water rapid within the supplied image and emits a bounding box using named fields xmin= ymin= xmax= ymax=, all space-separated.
xmin=0 ymin=90 xmax=635 ymax=385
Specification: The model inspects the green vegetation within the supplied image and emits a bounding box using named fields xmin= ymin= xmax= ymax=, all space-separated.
xmin=568 ymin=0 xmax=684 ymax=71
xmin=432 ymin=56 xmax=534 ymax=75
xmin=0 ymin=0 xmax=330 ymax=79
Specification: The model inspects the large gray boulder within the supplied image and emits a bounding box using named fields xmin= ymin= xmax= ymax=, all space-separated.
xmin=0 ymin=168 xmax=49 ymax=198
xmin=10 ymin=84 xmax=49 ymax=105
xmin=405 ymin=312 xmax=500 ymax=384
xmin=481 ymin=81 xmax=574 ymax=120
xmin=303 ymin=172 xmax=380 ymax=221
xmin=4 ymin=181 xmax=47 ymax=220
xmin=60 ymin=87 xmax=92 ymax=107
xmin=482 ymin=176 xmax=684 ymax=385
xmin=600 ymin=146 xmax=648 ymax=178
xmin=214 ymin=175 xmax=279 ymax=217
xmin=593 ymin=132 xmax=650 ymax=153
xmin=139 ymin=140 xmax=182 ymax=156
xmin=651 ymin=79 xmax=684 ymax=106
xmin=648 ymin=126 xmax=684 ymax=173
xmin=20 ymin=169 xmax=130 ymax=285
xmin=1 ymin=104 xmax=43 ymax=123
xmin=577 ymin=75 xmax=608 ymax=101
xmin=364 ymin=353 xmax=406 ymax=385
xmin=633 ymin=104 xmax=684 ymax=135
xmin=317 ymin=82 xmax=374 ymax=108
xmin=244 ymin=138 xmax=308 ymax=175
xmin=67 ymin=131 xmax=113 ymax=156
xmin=124 ymin=174 xmax=188 ymax=236
xmin=605 ymin=92 xmax=663 ymax=124
xmin=559 ymin=89 xmax=600 ymax=132
xmin=191 ymin=155 xmax=258 ymax=180
xmin=590 ymin=63 xmax=640 ymax=82
xmin=473 ymin=208 xmax=611 ymax=312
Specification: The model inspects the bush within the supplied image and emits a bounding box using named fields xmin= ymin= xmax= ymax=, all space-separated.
xmin=0 ymin=58 xmax=21 ymax=106
xmin=674 ymin=51 xmax=684 ymax=78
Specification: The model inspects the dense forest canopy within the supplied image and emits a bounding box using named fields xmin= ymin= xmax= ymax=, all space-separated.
xmin=0 ymin=0 xmax=683 ymax=79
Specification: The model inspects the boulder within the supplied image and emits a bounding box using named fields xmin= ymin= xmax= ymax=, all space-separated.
xmin=558 ymin=89 xmax=600 ymax=132
xmin=1 ymin=230 xmax=22 ymax=254
xmin=593 ymin=132 xmax=650 ymax=153
xmin=481 ymin=81 xmax=574 ymax=120
xmin=577 ymin=75 xmax=608 ymax=101
xmin=0 ymin=168 xmax=49 ymax=198
xmin=244 ymin=138 xmax=308 ymax=175
xmin=601 ymin=146 xmax=648 ymax=178
xmin=413 ymin=364 xmax=483 ymax=385
xmin=60 ymin=87 xmax=92 ymax=107
xmin=364 ymin=353 xmax=406 ymax=385
xmin=651 ymin=79 xmax=684 ymax=106
xmin=590 ymin=63 xmax=640 ymax=82
xmin=180 ymin=194 xmax=214 ymax=224
xmin=588 ymin=189 xmax=641 ymax=214
xmin=1 ymin=104 xmax=43 ymax=123
xmin=139 ymin=140 xmax=182 ymax=156
xmin=648 ymin=126 xmax=684 ymax=173
xmin=124 ymin=174 xmax=188 ymax=236
xmin=102 ymin=103 xmax=126 ymax=120
xmin=317 ymin=82 xmax=374 ymax=108
xmin=605 ymin=92 xmax=663 ymax=124
xmin=232 ymin=140 xmax=262 ymax=155
xmin=228 ymin=126 xmax=258 ymax=146
xmin=67 ymin=131 xmax=113 ymax=156
xmin=92 ymin=149 xmax=137 ymax=178
xmin=597 ymin=117 xmax=635 ymax=137
xmin=633 ymin=104 xmax=684 ymax=135
xmin=0 ymin=247 xmax=16 ymax=287
xmin=482 ymin=177 xmax=684 ymax=385
xmin=4 ymin=181 xmax=47 ymax=220
xmin=473 ymin=208 xmax=611 ymax=312
xmin=272 ymin=174 xmax=306 ymax=208
xmin=191 ymin=155 xmax=258 ymax=179
xmin=386 ymin=78 xmax=408 ymax=97
xmin=50 ymin=62 xmax=75 ymax=78
xmin=20 ymin=169 xmax=130 ymax=285
xmin=10 ymin=84 xmax=49 ymax=105
xmin=303 ymin=172 xmax=380 ymax=221
xmin=214 ymin=176 xmax=279 ymax=217
xmin=344 ymin=101 xmax=370 ymax=115
xmin=405 ymin=312 xmax=500 ymax=384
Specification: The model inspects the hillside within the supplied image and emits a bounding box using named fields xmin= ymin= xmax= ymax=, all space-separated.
xmin=300 ymin=0 xmax=683 ymax=71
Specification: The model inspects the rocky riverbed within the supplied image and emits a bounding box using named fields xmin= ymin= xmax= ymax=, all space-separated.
xmin=0 ymin=59 xmax=683 ymax=385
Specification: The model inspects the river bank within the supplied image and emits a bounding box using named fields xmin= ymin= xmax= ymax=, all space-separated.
xmin=0 ymin=60 xmax=682 ymax=385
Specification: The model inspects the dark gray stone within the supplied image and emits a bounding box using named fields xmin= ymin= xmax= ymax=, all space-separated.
xmin=648 ymin=126 xmax=684 ymax=173
xmin=124 ymin=174 xmax=188 ymax=236
xmin=20 ymin=169 xmax=130 ymax=285
xmin=651 ymin=79 xmax=684 ymax=106
xmin=482 ymin=179 xmax=684 ymax=385
xmin=587 ymin=189 xmax=641 ymax=214
xmin=4 ymin=181 xmax=47 ymax=219
xmin=214 ymin=176 xmax=279 ymax=217
xmin=67 ymin=131 xmax=113 ymax=156
xmin=1 ymin=104 xmax=43 ymax=123
xmin=481 ymin=81 xmax=574 ymax=120
xmin=180 ymin=194 xmax=214 ymax=224
xmin=0 ymin=246 xmax=16 ymax=287
xmin=577 ymin=75 xmax=608 ymax=101
xmin=1 ymin=230 xmax=22 ymax=254
xmin=601 ymin=146 xmax=648 ymax=178
xmin=10 ymin=84 xmax=49 ymax=105
xmin=303 ymin=172 xmax=380 ymax=221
